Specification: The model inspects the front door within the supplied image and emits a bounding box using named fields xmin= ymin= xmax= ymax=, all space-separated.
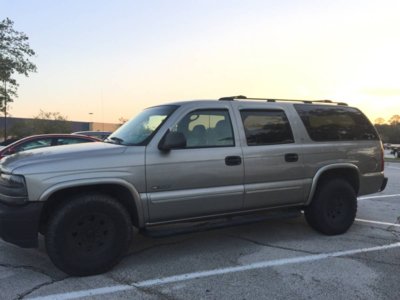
xmin=146 ymin=107 xmax=244 ymax=222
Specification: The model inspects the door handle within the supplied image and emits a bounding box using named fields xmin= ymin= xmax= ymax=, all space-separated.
xmin=225 ymin=156 xmax=242 ymax=166
xmin=285 ymin=153 xmax=298 ymax=162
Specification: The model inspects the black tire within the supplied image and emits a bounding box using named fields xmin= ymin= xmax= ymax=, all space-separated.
xmin=304 ymin=179 xmax=357 ymax=235
xmin=45 ymin=193 xmax=132 ymax=276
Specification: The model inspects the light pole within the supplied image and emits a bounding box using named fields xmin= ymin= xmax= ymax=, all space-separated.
xmin=88 ymin=112 xmax=93 ymax=130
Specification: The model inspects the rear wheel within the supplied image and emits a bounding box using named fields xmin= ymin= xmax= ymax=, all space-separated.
xmin=304 ymin=179 xmax=357 ymax=235
xmin=45 ymin=193 xmax=132 ymax=276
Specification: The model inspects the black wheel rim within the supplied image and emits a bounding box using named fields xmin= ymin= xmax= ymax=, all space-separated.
xmin=68 ymin=213 xmax=115 ymax=255
xmin=326 ymin=196 xmax=345 ymax=222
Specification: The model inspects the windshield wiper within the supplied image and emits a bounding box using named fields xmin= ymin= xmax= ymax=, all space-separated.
xmin=106 ymin=136 xmax=124 ymax=144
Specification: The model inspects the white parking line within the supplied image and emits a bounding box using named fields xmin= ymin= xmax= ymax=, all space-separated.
xmin=387 ymin=165 xmax=400 ymax=170
xmin=358 ymin=194 xmax=400 ymax=200
xmin=29 ymin=242 xmax=400 ymax=300
xmin=355 ymin=218 xmax=400 ymax=227
xmin=28 ymin=285 xmax=133 ymax=300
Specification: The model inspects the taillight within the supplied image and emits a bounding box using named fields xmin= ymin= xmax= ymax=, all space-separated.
xmin=380 ymin=142 xmax=385 ymax=172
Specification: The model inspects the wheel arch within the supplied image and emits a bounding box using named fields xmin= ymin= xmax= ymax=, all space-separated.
xmin=306 ymin=164 xmax=360 ymax=206
xmin=39 ymin=180 xmax=145 ymax=233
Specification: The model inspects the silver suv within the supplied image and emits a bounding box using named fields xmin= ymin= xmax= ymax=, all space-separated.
xmin=0 ymin=96 xmax=387 ymax=276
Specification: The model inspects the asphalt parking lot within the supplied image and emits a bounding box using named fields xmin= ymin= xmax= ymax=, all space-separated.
xmin=1 ymin=162 xmax=399 ymax=300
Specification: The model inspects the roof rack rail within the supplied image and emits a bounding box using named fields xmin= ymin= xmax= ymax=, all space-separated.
xmin=218 ymin=95 xmax=348 ymax=106
xmin=219 ymin=95 xmax=247 ymax=101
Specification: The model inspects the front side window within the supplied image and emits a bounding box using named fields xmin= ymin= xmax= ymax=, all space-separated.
xmin=106 ymin=105 xmax=178 ymax=146
xmin=172 ymin=109 xmax=234 ymax=148
xmin=16 ymin=138 xmax=53 ymax=152
xmin=240 ymin=110 xmax=294 ymax=146
xmin=294 ymin=104 xmax=379 ymax=141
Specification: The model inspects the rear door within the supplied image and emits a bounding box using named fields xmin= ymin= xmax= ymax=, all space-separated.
xmin=233 ymin=104 xmax=307 ymax=209
xmin=145 ymin=103 xmax=244 ymax=222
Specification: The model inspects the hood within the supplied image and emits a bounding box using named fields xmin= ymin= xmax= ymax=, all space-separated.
xmin=0 ymin=142 xmax=128 ymax=174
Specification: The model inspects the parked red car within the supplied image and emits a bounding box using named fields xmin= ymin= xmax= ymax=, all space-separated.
xmin=0 ymin=134 xmax=100 ymax=159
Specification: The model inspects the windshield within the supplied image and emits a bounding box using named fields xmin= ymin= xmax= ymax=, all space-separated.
xmin=106 ymin=105 xmax=178 ymax=146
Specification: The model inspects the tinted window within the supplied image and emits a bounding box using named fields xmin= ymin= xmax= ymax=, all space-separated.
xmin=16 ymin=138 xmax=53 ymax=152
xmin=56 ymin=138 xmax=92 ymax=145
xmin=172 ymin=109 xmax=234 ymax=148
xmin=294 ymin=104 xmax=379 ymax=141
xmin=240 ymin=110 xmax=294 ymax=146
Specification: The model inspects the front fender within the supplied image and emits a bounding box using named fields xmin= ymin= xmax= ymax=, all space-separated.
xmin=38 ymin=178 xmax=145 ymax=227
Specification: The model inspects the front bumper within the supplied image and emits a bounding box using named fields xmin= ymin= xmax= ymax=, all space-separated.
xmin=0 ymin=201 xmax=43 ymax=248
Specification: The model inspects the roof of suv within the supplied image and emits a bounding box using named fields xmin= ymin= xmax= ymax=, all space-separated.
xmin=166 ymin=96 xmax=348 ymax=108
xmin=217 ymin=95 xmax=348 ymax=106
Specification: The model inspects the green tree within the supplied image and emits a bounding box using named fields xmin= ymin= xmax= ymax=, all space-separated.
xmin=388 ymin=115 xmax=400 ymax=126
xmin=375 ymin=114 xmax=400 ymax=144
xmin=374 ymin=117 xmax=386 ymax=125
xmin=0 ymin=18 xmax=37 ymax=139
xmin=118 ymin=116 xmax=128 ymax=128
xmin=8 ymin=119 xmax=33 ymax=138
xmin=32 ymin=110 xmax=72 ymax=134
xmin=9 ymin=110 xmax=72 ymax=137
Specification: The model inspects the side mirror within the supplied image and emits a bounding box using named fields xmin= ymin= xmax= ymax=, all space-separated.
xmin=158 ymin=131 xmax=186 ymax=151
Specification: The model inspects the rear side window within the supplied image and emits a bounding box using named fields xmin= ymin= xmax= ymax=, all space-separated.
xmin=240 ymin=110 xmax=294 ymax=146
xmin=294 ymin=104 xmax=378 ymax=141
xmin=56 ymin=138 xmax=92 ymax=145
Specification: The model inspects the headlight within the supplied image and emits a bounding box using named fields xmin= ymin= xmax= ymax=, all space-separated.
xmin=0 ymin=173 xmax=26 ymax=187
xmin=0 ymin=173 xmax=28 ymax=204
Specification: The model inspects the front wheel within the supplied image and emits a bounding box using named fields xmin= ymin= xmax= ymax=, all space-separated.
xmin=45 ymin=193 xmax=132 ymax=276
xmin=304 ymin=179 xmax=357 ymax=235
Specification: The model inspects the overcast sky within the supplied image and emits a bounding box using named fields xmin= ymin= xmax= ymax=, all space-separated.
xmin=2 ymin=0 xmax=400 ymax=123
